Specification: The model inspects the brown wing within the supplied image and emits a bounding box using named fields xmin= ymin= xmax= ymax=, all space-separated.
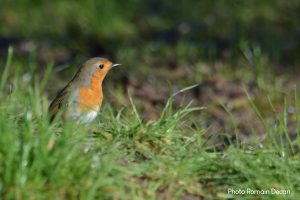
xmin=49 ymin=65 xmax=83 ymax=122
xmin=49 ymin=85 xmax=70 ymax=122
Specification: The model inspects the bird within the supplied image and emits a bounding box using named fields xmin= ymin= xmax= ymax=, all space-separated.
xmin=49 ymin=57 xmax=120 ymax=123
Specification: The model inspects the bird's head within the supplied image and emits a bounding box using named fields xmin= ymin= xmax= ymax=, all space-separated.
xmin=85 ymin=57 xmax=120 ymax=78
xmin=77 ymin=57 xmax=120 ymax=86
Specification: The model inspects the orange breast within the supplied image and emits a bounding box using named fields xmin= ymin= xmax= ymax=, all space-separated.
xmin=78 ymin=71 xmax=104 ymax=112
xmin=78 ymin=88 xmax=102 ymax=112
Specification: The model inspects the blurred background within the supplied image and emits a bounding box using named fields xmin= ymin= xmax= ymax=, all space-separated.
xmin=1 ymin=0 xmax=300 ymax=147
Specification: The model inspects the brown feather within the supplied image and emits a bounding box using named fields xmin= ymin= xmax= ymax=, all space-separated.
xmin=49 ymin=84 xmax=70 ymax=121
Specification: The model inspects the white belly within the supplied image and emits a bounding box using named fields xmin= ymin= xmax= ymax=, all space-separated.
xmin=70 ymin=109 xmax=99 ymax=123
xmin=78 ymin=110 xmax=98 ymax=123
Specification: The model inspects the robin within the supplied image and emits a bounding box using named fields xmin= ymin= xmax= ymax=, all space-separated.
xmin=49 ymin=57 xmax=120 ymax=123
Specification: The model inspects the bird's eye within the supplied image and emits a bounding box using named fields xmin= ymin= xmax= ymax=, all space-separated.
xmin=99 ymin=64 xmax=104 ymax=69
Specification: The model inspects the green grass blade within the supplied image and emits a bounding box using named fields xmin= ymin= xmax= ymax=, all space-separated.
xmin=0 ymin=46 xmax=14 ymax=95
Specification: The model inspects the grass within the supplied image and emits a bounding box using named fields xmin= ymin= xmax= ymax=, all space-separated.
xmin=1 ymin=50 xmax=300 ymax=200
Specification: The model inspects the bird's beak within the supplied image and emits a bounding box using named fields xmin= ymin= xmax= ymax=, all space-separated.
xmin=112 ymin=63 xmax=121 ymax=68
